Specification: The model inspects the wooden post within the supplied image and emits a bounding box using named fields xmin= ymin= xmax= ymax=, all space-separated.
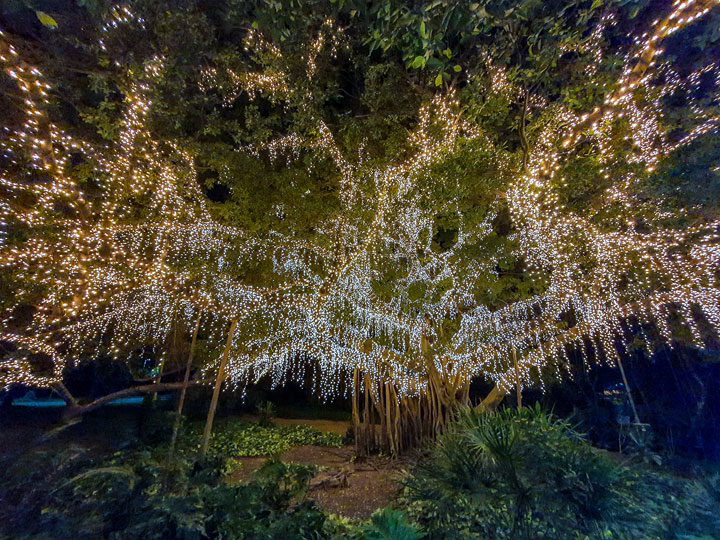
xmin=616 ymin=356 xmax=641 ymax=424
xmin=200 ymin=318 xmax=238 ymax=458
xmin=168 ymin=311 xmax=202 ymax=460
xmin=351 ymin=368 xmax=360 ymax=455
xmin=513 ymin=344 xmax=522 ymax=410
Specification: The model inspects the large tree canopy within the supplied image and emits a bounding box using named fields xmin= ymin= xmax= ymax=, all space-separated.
xmin=1 ymin=0 xmax=719 ymax=444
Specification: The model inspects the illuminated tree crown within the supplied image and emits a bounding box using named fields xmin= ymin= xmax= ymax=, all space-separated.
xmin=1 ymin=0 xmax=719 ymax=410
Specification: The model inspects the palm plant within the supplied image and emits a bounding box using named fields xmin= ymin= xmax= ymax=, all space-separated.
xmin=401 ymin=405 xmax=704 ymax=539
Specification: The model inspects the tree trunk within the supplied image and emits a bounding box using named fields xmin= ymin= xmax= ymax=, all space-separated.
xmin=200 ymin=318 xmax=238 ymax=458
xmin=168 ymin=310 xmax=203 ymax=460
xmin=479 ymin=384 xmax=506 ymax=411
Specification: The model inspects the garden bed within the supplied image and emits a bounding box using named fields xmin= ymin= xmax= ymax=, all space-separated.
xmin=228 ymin=444 xmax=403 ymax=519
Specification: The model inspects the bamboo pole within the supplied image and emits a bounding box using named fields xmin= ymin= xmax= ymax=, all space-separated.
xmin=352 ymin=368 xmax=360 ymax=455
xmin=168 ymin=310 xmax=202 ymax=460
xmin=200 ymin=318 xmax=237 ymax=458
xmin=616 ymin=356 xmax=641 ymax=424
xmin=513 ymin=344 xmax=522 ymax=409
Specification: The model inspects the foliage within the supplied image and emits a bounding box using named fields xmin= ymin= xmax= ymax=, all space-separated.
xmin=322 ymin=508 xmax=426 ymax=540
xmin=361 ymin=507 xmax=426 ymax=540
xmin=257 ymin=400 xmax=277 ymax=426
xmin=0 ymin=446 xmax=331 ymax=540
xmin=401 ymin=405 xmax=719 ymax=539
xmin=1 ymin=0 xmax=720 ymax=469
xmin=175 ymin=417 xmax=343 ymax=458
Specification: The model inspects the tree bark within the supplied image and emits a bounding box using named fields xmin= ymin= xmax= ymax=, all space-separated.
xmin=62 ymin=381 xmax=205 ymax=420
xmin=200 ymin=318 xmax=238 ymax=458
xmin=168 ymin=311 xmax=203 ymax=460
xmin=53 ymin=381 xmax=78 ymax=406
xmin=478 ymin=384 xmax=507 ymax=411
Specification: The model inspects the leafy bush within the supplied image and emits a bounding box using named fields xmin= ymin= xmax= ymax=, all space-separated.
xmin=323 ymin=508 xmax=425 ymax=540
xmin=401 ymin=405 xmax=716 ymax=539
xmin=176 ymin=418 xmax=342 ymax=458
xmin=362 ymin=508 xmax=426 ymax=540
xmin=0 ymin=448 xmax=330 ymax=539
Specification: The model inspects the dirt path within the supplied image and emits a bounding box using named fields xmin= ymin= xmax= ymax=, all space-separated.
xmin=228 ymin=444 xmax=405 ymax=519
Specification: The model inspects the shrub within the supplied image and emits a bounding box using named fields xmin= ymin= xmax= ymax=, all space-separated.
xmin=0 ymin=449 xmax=330 ymax=539
xmin=362 ymin=507 xmax=426 ymax=540
xmin=401 ymin=404 xmax=714 ymax=539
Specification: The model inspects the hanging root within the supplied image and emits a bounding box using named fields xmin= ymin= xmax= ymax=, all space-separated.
xmin=352 ymin=367 xmax=470 ymax=456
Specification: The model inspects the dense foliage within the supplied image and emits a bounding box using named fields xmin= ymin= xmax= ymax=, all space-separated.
xmin=2 ymin=405 xmax=718 ymax=539
xmin=0 ymin=447 xmax=328 ymax=539
xmin=401 ymin=406 xmax=720 ymax=539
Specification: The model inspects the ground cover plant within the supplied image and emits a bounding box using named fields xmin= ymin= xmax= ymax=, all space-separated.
xmin=174 ymin=417 xmax=343 ymax=458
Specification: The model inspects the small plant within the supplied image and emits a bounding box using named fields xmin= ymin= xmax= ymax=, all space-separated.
xmin=362 ymin=507 xmax=426 ymax=540
xmin=257 ymin=400 xmax=277 ymax=427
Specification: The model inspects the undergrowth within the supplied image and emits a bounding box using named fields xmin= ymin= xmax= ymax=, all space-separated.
xmin=174 ymin=418 xmax=343 ymax=458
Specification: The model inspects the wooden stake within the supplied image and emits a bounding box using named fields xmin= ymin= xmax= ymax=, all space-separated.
xmin=200 ymin=318 xmax=237 ymax=458
xmin=352 ymin=368 xmax=359 ymax=455
xmin=168 ymin=310 xmax=202 ymax=460
xmin=513 ymin=344 xmax=522 ymax=410
xmin=616 ymin=356 xmax=641 ymax=424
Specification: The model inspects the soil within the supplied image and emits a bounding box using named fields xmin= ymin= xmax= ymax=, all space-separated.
xmin=227 ymin=443 xmax=407 ymax=519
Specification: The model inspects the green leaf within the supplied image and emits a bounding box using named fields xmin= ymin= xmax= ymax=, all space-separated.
xmin=420 ymin=21 xmax=427 ymax=39
xmin=590 ymin=0 xmax=603 ymax=10
xmin=251 ymin=21 xmax=259 ymax=29
xmin=434 ymin=73 xmax=443 ymax=86
xmin=443 ymin=48 xmax=452 ymax=58
xmin=453 ymin=64 xmax=462 ymax=72
xmin=411 ymin=55 xmax=425 ymax=69
xmin=35 ymin=11 xmax=58 ymax=28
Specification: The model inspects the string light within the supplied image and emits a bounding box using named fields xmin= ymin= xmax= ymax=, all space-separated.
xmin=1 ymin=1 xmax=719 ymax=404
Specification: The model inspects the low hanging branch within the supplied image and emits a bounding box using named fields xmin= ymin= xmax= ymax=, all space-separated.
xmin=61 ymin=381 xmax=207 ymax=420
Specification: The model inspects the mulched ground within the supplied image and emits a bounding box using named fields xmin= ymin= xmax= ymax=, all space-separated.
xmin=227 ymin=432 xmax=408 ymax=519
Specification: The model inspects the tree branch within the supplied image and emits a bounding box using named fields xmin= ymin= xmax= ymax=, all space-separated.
xmin=62 ymin=380 xmax=208 ymax=420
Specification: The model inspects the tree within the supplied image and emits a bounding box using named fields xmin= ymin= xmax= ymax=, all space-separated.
xmin=1 ymin=0 xmax=719 ymax=453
